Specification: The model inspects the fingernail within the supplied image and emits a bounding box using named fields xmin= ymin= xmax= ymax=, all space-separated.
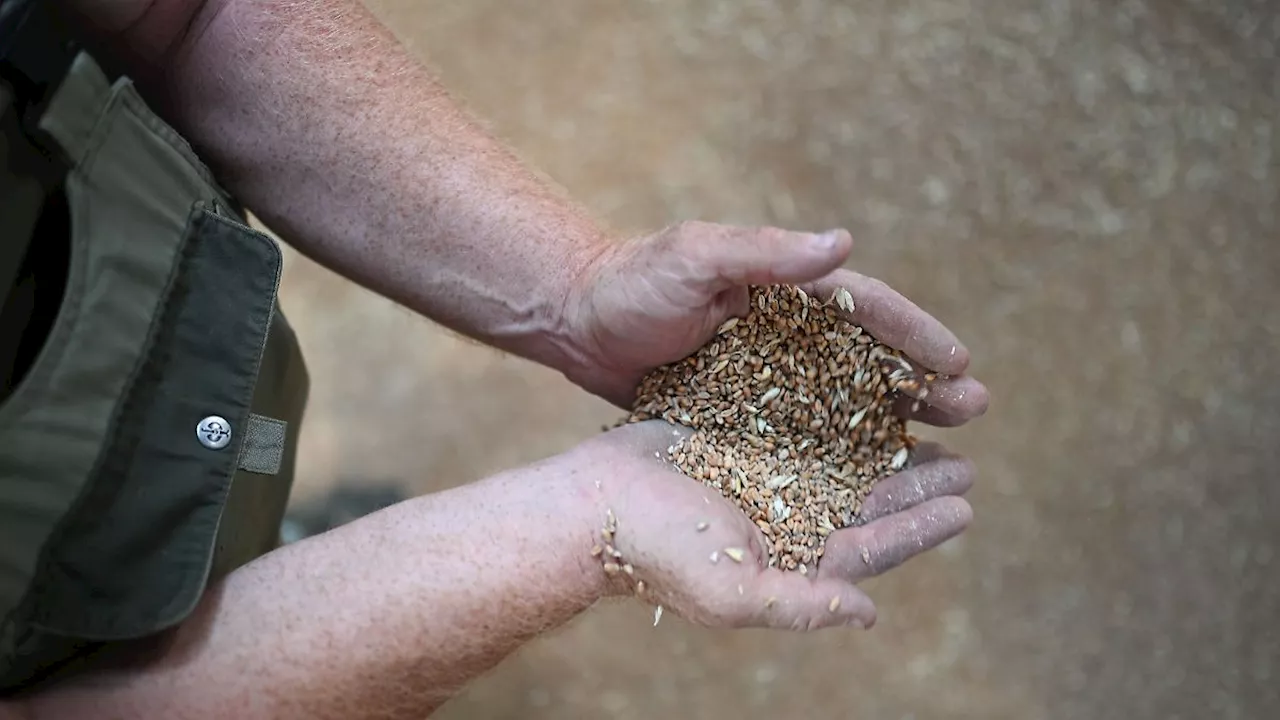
xmin=809 ymin=230 xmax=841 ymax=250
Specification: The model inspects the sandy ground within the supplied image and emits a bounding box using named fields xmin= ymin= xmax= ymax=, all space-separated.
xmin=270 ymin=1 xmax=1280 ymax=718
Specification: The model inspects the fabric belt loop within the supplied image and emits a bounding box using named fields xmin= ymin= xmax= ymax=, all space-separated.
xmin=238 ymin=414 xmax=287 ymax=476
xmin=34 ymin=52 xmax=112 ymax=168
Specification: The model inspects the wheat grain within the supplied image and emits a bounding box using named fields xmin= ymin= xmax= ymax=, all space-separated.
xmin=623 ymin=284 xmax=935 ymax=572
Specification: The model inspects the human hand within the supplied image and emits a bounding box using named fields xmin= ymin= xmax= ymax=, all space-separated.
xmin=562 ymin=222 xmax=989 ymax=424
xmin=565 ymin=420 xmax=975 ymax=631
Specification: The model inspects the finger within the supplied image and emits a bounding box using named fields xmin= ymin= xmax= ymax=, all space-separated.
xmin=673 ymin=223 xmax=853 ymax=292
xmin=891 ymin=396 xmax=966 ymax=427
xmin=892 ymin=375 xmax=990 ymax=422
xmin=742 ymin=571 xmax=878 ymax=631
xmin=602 ymin=419 xmax=693 ymax=458
xmin=819 ymin=497 xmax=972 ymax=583
xmin=800 ymin=268 xmax=970 ymax=376
xmin=858 ymin=453 xmax=976 ymax=523
xmin=901 ymin=440 xmax=950 ymax=466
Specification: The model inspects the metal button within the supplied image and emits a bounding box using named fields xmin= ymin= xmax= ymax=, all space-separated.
xmin=197 ymin=415 xmax=232 ymax=450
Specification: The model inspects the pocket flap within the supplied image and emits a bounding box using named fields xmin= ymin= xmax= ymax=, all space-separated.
xmin=24 ymin=204 xmax=282 ymax=641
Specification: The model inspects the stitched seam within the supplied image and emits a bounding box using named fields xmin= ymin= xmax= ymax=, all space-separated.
xmin=12 ymin=202 xmax=199 ymax=640
xmin=0 ymin=76 xmax=127 ymax=429
xmin=239 ymin=415 xmax=286 ymax=475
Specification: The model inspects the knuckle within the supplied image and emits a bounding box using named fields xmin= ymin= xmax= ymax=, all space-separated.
xmin=928 ymin=454 xmax=976 ymax=486
xmin=653 ymin=224 xmax=682 ymax=249
xmin=899 ymin=477 xmax=928 ymax=505
xmin=901 ymin=311 xmax=928 ymax=345
xmin=756 ymin=226 xmax=788 ymax=244
xmin=671 ymin=219 xmax=706 ymax=238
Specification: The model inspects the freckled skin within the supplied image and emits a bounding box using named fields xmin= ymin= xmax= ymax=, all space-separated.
xmin=0 ymin=1 xmax=988 ymax=718
xmin=15 ymin=455 xmax=613 ymax=720
xmin=6 ymin=422 xmax=977 ymax=720
xmin=61 ymin=1 xmax=989 ymax=416
xmin=65 ymin=0 xmax=612 ymax=381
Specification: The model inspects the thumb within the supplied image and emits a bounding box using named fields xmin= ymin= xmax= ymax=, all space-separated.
xmin=596 ymin=419 xmax=693 ymax=458
xmin=670 ymin=223 xmax=853 ymax=292
xmin=742 ymin=573 xmax=877 ymax=631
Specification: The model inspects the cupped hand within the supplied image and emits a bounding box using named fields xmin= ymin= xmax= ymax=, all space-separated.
xmin=564 ymin=222 xmax=989 ymax=424
xmin=567 ymin=420 xmax=975 ymax=632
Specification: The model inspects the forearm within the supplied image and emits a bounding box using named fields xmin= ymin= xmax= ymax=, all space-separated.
xmin=18 ymin=464 xmax=609 ymax=720
xmin=67 ymin=0 xmax=611 ymax=380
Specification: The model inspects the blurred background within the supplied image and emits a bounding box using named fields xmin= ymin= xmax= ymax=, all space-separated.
xmin=268 ymin=1 xmax=1280 ymax=718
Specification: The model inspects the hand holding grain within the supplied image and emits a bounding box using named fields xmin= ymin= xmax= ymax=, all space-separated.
xmin=563 ymin=222 xmax=989 ymax=424
xmin=570 ymin=421 xmax=974 ymax=632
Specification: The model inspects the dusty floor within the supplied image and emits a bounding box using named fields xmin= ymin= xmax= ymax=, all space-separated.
xmin=270 ymin=1 xmax=1280 ymax=718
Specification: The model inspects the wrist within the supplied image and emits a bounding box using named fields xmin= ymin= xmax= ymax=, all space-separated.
xmin=504 ymin=451 xmax=620 ymax=604
xmin=547 ymin=236 xmax=641 ymax=405
xmin=537 ymin=446 xmax=637 ymax=601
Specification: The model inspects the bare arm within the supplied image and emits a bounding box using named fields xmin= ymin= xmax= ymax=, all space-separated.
xmin=56 ymin=1 xmax=994 ymax=415
xmin=0 ymin=4 xmax=618 ymax=715
xmin=1 ymin=2 xmax=986 ymax=715
xmin=14 ymin=459 xmax=610 ymax=720
xmin=8 ymin=418 xmax=979 ymax=719
xmin=63 ymin=0 xmax=611 ymax=382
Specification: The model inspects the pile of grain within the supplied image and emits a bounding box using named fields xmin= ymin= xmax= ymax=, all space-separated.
xmin=624 ymin=284 xmax=933 ymax=573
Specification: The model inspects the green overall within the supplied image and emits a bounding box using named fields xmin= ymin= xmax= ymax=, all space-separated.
xmin=0 ymin=1 xmax=308 ymax=694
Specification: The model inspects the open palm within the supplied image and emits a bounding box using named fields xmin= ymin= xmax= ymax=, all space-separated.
xmin=578 ymin=421 xmax=974 ymax=631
